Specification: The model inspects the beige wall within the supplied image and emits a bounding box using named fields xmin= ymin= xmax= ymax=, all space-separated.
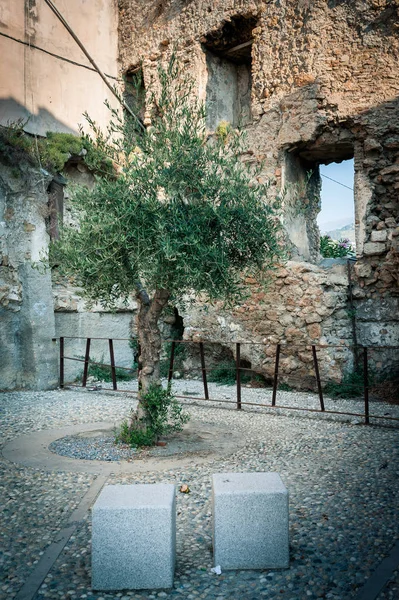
xmin=0 ymin=0 xmax=119 ymax=136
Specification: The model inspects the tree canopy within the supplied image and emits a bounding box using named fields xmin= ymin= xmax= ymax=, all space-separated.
xmin=51 ymin=58 xmax=284 ymax=311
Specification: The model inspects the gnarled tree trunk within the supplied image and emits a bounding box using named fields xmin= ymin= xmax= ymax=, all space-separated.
xmin=134 ymin=286 xmax=170 ymax=422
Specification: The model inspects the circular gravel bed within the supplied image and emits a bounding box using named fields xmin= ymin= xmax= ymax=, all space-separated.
xmin=49 ymin=434 xmax=138 ymax=462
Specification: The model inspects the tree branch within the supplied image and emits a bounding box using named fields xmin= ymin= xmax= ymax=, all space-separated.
xmin=135 ymin=281 xmax=150 ymax=306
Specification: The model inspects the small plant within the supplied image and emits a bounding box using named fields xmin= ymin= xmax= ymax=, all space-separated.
xmin=215 ymin=120 xmax=231 ymax=143
xmin=115 ymin=384 xmax=190 ymax=447
xmin=208 ymin=361 xmax=237 ymax=385
xmin=320 ymin=235 xmax=355 ymax=258
xmin=324 ymin=368 xmax=373 ymax=399
xmin=76 ymin=355 xmax=136 ymax=383
xmin=0 ymin=121 xmax=113 ymax=176
xmin=278 ymin=382 xmax=293 ymax=392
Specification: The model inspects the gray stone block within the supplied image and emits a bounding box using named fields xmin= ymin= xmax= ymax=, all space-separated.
xmin=212 ymin=472 xmax=289 ymax=570
xmin=92 ymin=484 xmax=176 ymax=590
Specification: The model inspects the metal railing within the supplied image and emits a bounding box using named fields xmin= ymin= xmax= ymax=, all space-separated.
xmin=55 ymin=336 xmax=399 ymax=426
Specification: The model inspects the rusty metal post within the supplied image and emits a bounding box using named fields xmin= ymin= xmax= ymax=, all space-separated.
xmin=137 ymin=341 xmax=142 ymax=391
xmin=82 ymin=338 xmax=91 ymax=388
xmin=312 ymin=345 xmax=325 ymax=411
xmin=109 ymin=339 xmax=117 ymax=391
xmin=236 ymin=343 xmax=242 ymax=410
xmin=199 ymin=342 xmax=209 ymax=400
xmin=272 ymin=344 xmax=281 ymax=406
xmin=168 ymin=341 xmax=176 ymax=384
xmin=363 ymin=346 xmax=370 ymax=425
xmin=60 ymin=337 xmax=64 ymax=389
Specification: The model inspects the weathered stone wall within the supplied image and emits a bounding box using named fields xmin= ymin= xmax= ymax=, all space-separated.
xmin=1 ymin=1 xmax=398 ymax=390
xmin=0 ymin=157 xmax=58 ymax=390
xmin=118 ymin=0 xmax=399 ymax=383
xmin=182 ymin=260 xmax=354 ymax=386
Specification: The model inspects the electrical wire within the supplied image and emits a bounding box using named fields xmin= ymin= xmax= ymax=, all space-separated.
xmin=0 ymin=31 xmax=119 ymax=80
xmin=320 ymin=173 xmax=354 ymax=191
xmin=43 ymin=0 xmax=145 ymax=130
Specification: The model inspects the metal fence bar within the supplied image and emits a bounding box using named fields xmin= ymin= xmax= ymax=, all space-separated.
xmin=59 ymin=337 xmax=64 ymax=389
xmin=236 ymin=342 xmax=242 ymax=410
xmin=168 ymin=341 xmax=176 ymax=384
xmin=109 ymin=339 xmax=117 ymax=391
xmin=199 ymin=342 xmax=209 ymax=400
xmin=312 ymin=345 xmax=325 ymax=411
xmin=137 ymin=342 xmax=142 ymax=392
xmin=364 ymin=347 xmax=369 ymax=425
xmin=272 ymin=344 xmax=281 ymax=406
xmin=82 ymin=338 xmax=91 ymax=388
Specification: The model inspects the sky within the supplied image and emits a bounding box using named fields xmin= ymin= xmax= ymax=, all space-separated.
xmin=317 ymin=158 xmax=354 ymax=232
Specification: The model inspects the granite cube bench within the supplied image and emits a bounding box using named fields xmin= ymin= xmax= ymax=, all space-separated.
xmin=212 ymin=472 xmax=289 ymax=570
xmin=92 ymin=483 xmax=176 ymax=590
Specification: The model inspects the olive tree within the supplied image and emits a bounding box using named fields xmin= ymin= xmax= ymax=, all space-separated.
xmin=50 ymin=58 xmax=284 ymax=426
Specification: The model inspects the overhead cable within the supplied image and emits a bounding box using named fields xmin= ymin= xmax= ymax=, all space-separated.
xmin=43 ymin=0 xmax=145 ymax=130
xmin=320 ymin=173 xmax=354 ymax=191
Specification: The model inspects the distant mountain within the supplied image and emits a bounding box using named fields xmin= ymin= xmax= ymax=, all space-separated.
xmin=323 ymin=222 xmax=356 ymax=245
xmin=318 ymin=216 xmax=354 ymax=232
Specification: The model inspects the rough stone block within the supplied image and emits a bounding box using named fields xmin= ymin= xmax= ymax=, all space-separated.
xmin=92 ymin=484 xmax=176 ymax=590
xmin=212 ymin=472 xmax=289 ymax=570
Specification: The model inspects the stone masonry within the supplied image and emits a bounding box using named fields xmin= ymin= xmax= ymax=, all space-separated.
xmin=1 ymin=1 xmax=398 ymax=389
xmin=116 ymin=0 xmax=399 ymax=384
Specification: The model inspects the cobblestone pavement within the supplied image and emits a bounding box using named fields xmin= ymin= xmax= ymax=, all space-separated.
xmin=1 ymin=383 xmax=398 ymax=600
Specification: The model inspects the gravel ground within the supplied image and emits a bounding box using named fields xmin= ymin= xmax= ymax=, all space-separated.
xmin=1 ymin=381 xmax=398 ymax=600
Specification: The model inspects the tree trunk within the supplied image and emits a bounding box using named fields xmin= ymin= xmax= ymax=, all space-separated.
xmin=134 ymin=286 xmax=170 ymax=422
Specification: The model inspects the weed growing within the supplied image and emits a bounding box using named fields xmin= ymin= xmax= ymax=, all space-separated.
xmin=115 ymin=384 xmax=190 ymax=447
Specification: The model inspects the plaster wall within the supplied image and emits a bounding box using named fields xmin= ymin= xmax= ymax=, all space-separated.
xmin=0 ymin=0 xmax=119 ymax=135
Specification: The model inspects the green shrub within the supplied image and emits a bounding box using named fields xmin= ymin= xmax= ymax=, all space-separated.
xmin=278 ymin=382 xmax=293 ymax=392
xmin=320 ymin=235 xmax=355 ymax=258
xmin=208 ymin=361 xmax=237 ymax=385
xmin=324 ymin=368 xmax=373 ymax=398
xmin=115 ymin=384 xmax=190 ymax=447
xmin=0 ymin=121 xmax=113 ymax=176
xmin=76 ymin=355 xmax=136 ymax=383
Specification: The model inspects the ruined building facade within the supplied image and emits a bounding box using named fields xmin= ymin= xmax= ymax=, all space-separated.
xmin=1 ymin=0 xmax=398 ymax=389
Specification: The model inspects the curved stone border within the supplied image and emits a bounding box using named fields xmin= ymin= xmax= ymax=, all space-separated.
xmin=2 ymin=421 xmax=245 ymax=474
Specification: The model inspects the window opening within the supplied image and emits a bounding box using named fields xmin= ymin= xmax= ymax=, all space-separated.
xmin=318 ymin=159 xmax=355 ymax=253
xmin=201 ymin=15 xmax=257 ymax=130
xmin=123 ymin=66 xmax=145 ymax=129
xmin=284 ymin=138 xmax=354 ymax=262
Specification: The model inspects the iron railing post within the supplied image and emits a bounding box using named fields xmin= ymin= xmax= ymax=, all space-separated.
xmin=60 ymin=336 xmax=64 ymax=389
xmin=312 ymin=345 xmax=325 ymax=411
xmin=236 ymin=343 xmax=242 ymax=410
xmin=168 ymin=341 xmax=176 ymax=384
xmin=82 ymin=338 xmax=91 ymax=387
xmin=363 ymin=346 xmax=370 ymax=425
xmin=272 ymin=344 xmax=281 ymax=406
xmin=109 ymin=339 xmax=117 ymax=391
xmin=199 ymin=342 xmax=209 ymax=400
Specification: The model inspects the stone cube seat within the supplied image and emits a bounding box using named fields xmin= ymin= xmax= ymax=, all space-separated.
xmin=212 ymin=472 xmax=289 ymax=570
xmin=92 ymin=483 xmax=176 ymax=590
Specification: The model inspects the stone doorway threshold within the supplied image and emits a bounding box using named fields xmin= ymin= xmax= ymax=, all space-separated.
xmin=2 ymin=420 xmax=247 ymax=474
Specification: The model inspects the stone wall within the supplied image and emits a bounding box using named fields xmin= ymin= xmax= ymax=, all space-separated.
xmin=1 ymin=1 xmax=398 ymax=390
xmin=0 ymin=155 xmax=58 ymax=390
xmin=118 ymin=0 xmax=399 ymax=384
xmin=181 ymin=260 xmax=354 ymax=387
